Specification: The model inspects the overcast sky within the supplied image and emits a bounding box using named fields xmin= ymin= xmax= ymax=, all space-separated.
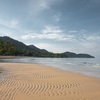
xmin=0 ymin=0 xmax=100 ymax=57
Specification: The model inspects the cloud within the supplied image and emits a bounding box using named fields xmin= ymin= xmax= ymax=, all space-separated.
xmin=0 ymin=17 xmax=19 ymax=29
xmin=0 ymin=16 xmax=21 ymax=38
xmin=28 ymin=0 xmax=50 ymax=14
xmin=85 ymin=35 xmax=100 ymax=41
xmin=0 ymin=26 xmax=24 ymax=40
xmin=0 ymin=28 xmax=12 ymax=36
xmin=10 ymin=19 xmax=19 ymax=28
xmin=22 ymin=26 xmax=76 ymax=41
xmin=34 ymin=43 xmax=55 ymax=50
xmin=28 ymin=0 xmax=63 ymax=14
xmin=22 ymin=32 xmax=65 ymax=41
xmin=68 ymin=30 xmax=78 ymax=33
xmin=80 ymin=29 xmax=87 ymax=33
xmin=22 ymin=33 xmax=76 ymax=41
xmin=34 ymin=43 xmax=68 ymax=53
xmin=74 ymin=34 xmax=100 ymax=56
xmin=21 ymin=26 xmax=100 ymax=56
xmin=33 ymin=34 xmax=100 ymax=55
xmin=41 ymin=26 xmax=62 ymax=34
xmin=68 ymin=29 xmax=87 ymax=34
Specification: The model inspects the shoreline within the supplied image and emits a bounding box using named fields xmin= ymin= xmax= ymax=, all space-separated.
xmin=0 ymin=56 xmax=28 ymax=59
xmin=0 ymin=63 xmax=100 ymax=100
xmin=1 ymin=57 xmax=100 ymax=79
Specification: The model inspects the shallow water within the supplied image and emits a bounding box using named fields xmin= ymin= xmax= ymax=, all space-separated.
xmin=1 ymin=57 xmax=100 ymax=78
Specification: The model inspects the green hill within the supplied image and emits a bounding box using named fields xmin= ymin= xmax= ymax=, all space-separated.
xmin=0 ymin=36 xmax=94 ymax=58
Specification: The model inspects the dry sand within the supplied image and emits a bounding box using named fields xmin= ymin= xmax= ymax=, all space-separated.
xmin=0 ymin=63 xmax=100 ymax=100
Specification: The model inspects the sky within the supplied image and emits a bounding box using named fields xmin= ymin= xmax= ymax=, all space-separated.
xmin=0 ymin=0 xmax=100 ymax=57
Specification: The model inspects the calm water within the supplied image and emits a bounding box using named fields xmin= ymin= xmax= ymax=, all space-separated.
xmin=0 ymin=57 xmax=100 ymax=78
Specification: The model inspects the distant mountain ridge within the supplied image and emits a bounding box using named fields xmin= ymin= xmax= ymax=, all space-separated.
xmin=0 ymin=36 xmax=94 ymax=58
xmin=29 ymin=45 xmax=49 ymax=53
xmin=64 ymin=52 xmax=94 ymax=58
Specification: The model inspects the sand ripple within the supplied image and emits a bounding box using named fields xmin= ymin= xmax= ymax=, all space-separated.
xmin=0 ymin=63 xmax=100 ymax=100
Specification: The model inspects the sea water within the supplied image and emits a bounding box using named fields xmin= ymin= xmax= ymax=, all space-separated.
xmin=1 ymin=57 xmax=100 ymax=78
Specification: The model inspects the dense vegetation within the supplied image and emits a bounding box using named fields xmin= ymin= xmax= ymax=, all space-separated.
xmin=0 ymin=40 xmax=67 ymax=58
xmin=0 ymin=36 xmax=94 ymax=58
xmin=0 ymin=40 xmax=17 ymax=55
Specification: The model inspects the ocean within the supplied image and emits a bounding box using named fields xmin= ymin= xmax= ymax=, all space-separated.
xmin=0 ymin=57 xmax=100 ymax=78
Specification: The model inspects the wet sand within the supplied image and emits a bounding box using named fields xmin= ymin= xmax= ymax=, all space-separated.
xmin=0 ymin=68 xmax=3 ymax=73
xmin=0 ymin=63 xmax=100 ymax=100
xmin=0 ymin=56 xmax=27 ymax=59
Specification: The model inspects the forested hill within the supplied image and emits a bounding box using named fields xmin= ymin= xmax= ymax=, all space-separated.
xmin=0 ymin=36 xmax=94 ymax=58
xmin=64 ymin=52 xmax=94 ymax=58
xmin=0 ymin=36 xmax=66 ymax=57
xmin=0 ymin=36 xmax=46 ymax=52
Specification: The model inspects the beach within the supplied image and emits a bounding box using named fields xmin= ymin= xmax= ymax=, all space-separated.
xmin=0 ymin=56 xmax=27 ymax=59
xmin=0 ymin=63 xmax=100 ymax=100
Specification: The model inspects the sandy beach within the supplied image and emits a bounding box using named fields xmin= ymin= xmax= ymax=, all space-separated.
xmin=0 ymin=63 xmax=100 ymax=100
